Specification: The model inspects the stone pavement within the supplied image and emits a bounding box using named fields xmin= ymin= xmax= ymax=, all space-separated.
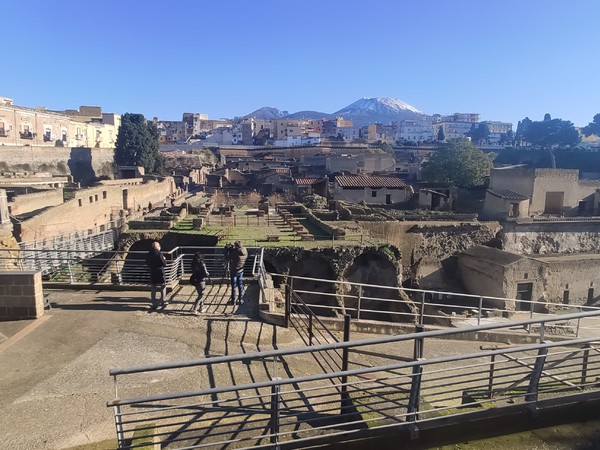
xmin=2 ymin=285 xmax=600 ymax=450
xmin=0 ymin=284 xmax=300 ymax=449
xmin=0 ymin=283 xmax=488 ymax=449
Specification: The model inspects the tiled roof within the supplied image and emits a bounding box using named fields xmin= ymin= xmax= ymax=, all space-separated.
xmin=487 ymin=189 xmax=529 ymax=201
xmin=335 ymin=175 xmax=407 ymax=189
xmin=420 ymin=189 xmax=448 ymax=197
xmin=461 ymin=245 xmax=525 ymax=266
xmin=295 ymin=178 xmax=321 ymax=186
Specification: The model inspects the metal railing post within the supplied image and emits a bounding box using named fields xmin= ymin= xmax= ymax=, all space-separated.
xmin=357 ymin=285 xmax=363 ymax=321
xmin=477 ymin=296 xmax=483 ymax=326
xmin=581 ymin=343 xmax=591 ymax=386
xmin=284 ymin=283 xmax=291 ymax=329
xmin=407 ymin=324 xmax=424 ymax=425
xmin=487 ymin=354 xmax=496 ymax=399
xmin=419 ymin=292 xmax=426 ymax=325
xmin=270 ymin=379 xmax=281 ymax=446
xmin=340 ymin=314 xmax=351 ymax=414
xmin=525 ymin=346 xmax=549 ymax=404
xmin=113 ymin=404 xmax=125 ymax=448
xmin=308 ymin=314 xmax=313 ymax=346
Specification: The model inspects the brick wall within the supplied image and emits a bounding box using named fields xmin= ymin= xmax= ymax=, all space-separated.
xmin=16 ymin=178 xmax=175 ymax=242
xmin=0 ymin=271 xmax=44 ymax=319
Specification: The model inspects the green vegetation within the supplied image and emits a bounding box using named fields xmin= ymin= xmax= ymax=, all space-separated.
xmin=515 ymin=115 xmax=580 ymax=149
xmin=582 ymin=113 xmax=600 ymax=137
xmin=421 ymin=138 xmax=494 ymax=187
xmin=114 ymin=113 xmax=162 ymax=174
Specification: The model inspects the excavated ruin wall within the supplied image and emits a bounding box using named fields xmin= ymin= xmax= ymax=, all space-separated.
xmin=500 ymin=221 xmax=600 ymax=255
xmin=359 ymin=220 xmax=502 ymax=289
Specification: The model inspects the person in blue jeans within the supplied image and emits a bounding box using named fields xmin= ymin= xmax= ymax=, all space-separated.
xmin=227 ymin=241 xmax=248 ymax=305
xmin=145 ymin=241 xmax=167 ymax=310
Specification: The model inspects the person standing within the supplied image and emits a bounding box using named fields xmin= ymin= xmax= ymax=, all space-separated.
xmin=227 ymin=241 xmax=248 ymax=305
xmin=190 ymin=252 xmax=210 ymax=315
xmin=145 ymin=241 xmax=167 ymax=310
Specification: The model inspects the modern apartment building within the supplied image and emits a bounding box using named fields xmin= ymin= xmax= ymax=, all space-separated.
xmin=431 ymin=113 xmax=480 ymax=140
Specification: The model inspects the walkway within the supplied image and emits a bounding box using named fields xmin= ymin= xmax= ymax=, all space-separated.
xmin=0 ymin=285 xmax=485 ymax=449
xmin=1 ymin=286 xmax=600 ymax=449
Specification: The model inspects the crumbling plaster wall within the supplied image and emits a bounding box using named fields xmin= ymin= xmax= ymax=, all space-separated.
xmin=360 ymin=220 xmax=501 ymax=289
xmin=501 ymin=221 xmax=600 ymax=255
xmin=263 ymin=245 xmax=406 ymax=316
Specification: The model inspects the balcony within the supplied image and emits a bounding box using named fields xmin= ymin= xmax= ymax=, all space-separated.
xmin=19 ymin=131 xmax=34 ymax=140
xmin=43 ymin=134 xmax=53 ymax=142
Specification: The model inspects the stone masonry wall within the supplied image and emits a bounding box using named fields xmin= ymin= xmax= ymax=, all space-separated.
xmin=16 ymin=178 xmax=175 ymax=242
xmin=0 ymin=145 xmax=115 ymax=185
xmin=9 ymin=188 xmax=64 ymax=216
xmin=0 ymin=271 xmax=44 ymax=319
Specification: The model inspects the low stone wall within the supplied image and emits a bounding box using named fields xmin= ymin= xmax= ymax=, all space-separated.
xmin=0 ymin=271 xmax=44 ymax=319
xmin=9 ymin=188 xmax=64 ymax=216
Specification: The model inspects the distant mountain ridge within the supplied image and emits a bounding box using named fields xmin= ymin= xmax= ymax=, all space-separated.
xmin=244 ymin=97 xmax=428 ymax=126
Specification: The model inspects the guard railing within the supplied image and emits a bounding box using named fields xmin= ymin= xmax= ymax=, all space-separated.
xmin=107 ymin=310 xmax=600 ymax=449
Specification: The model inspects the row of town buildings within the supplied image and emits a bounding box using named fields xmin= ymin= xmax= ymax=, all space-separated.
xmin=0 ymin=97 xmax=120 ymax=148
xmin=155 ymin=112 xmax=514 ymax=147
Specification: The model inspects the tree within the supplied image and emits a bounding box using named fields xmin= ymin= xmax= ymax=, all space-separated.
xmin=522 ymin=117 xmax=580 ymax=149
xmin=498 ymin=130 xmax=514 ymax=147
xmin=437 ymin=127 xmax=445 ymax=142
xmin=467 ymin=123 xmax=490 ymax=145
xmin=114 ymin=113 xmax=162 ymax=174
xmin=522 ymin=116 xmax=580 ymax=168
xmin=515 ymin=117 xmax=533 ymax=146
xmin=582 ymin=113 xmax=600 ymax=137
xmin=421 ymin=138 xmax=494 ymax=188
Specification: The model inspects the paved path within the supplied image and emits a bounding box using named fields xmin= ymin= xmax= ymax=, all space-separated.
xmin=2 ymin=287 xmax=600 ymax=449
xmin=0 ymin=285 xmax=302 ymax=449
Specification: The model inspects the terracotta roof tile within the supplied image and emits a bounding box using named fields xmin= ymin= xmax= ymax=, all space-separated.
xmin=487 ymin=189 xmax=529 ymax=201
xmin=335 ymin=175 xmax=407 ymax=188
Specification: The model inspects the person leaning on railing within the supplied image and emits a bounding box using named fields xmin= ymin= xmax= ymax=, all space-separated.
xmin=145 ymin=241 xmax=167 ymax=311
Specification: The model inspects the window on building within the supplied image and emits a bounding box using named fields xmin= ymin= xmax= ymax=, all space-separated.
xmin=0 ymin=121 xmax=5 ymax=135
xmin=372 ymin=191 xmax=377 ymax=197
xmin=78 ymin=199 xmax=82 ymax=207
xmin=89 ymin=196 xmax=93 ymax=203
xmin=94 ymin=194 xmax=98 ymax=201
xmin=102 ymin=191 xmax=107 ymax=199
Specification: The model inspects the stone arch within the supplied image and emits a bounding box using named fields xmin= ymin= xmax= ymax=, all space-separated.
xmin=341 ymin=251 xmax=414 ymax=322
xmin=289 ymin=256 xmax=337 ymax=316
xmin=118 ymin=232 xmax=168 ymax=252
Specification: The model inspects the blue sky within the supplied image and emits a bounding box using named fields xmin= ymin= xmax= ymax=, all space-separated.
xmin=2 ymin=0 xmax=599 ymax=127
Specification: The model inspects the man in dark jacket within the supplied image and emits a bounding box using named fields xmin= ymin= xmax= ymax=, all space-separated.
xmin=145 ymin=241 xmax=167 ymax=310
xmin=227 ymin=241 xmax=248 ymax=305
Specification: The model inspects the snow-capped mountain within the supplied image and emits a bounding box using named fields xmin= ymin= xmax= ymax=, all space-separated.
xmin=243 ymin=97 xmax=428 ymax=125
xmin=332 ymin=97 xmax=427 ymax=126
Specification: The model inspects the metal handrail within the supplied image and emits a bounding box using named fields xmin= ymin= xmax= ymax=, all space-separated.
xmin=281 ymin=273 xmax=600 ymax=337
xmin=109 ymin=310 xmax=600 ymax=376
xmin=107 ymin=310 xmax=600 ymax=448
